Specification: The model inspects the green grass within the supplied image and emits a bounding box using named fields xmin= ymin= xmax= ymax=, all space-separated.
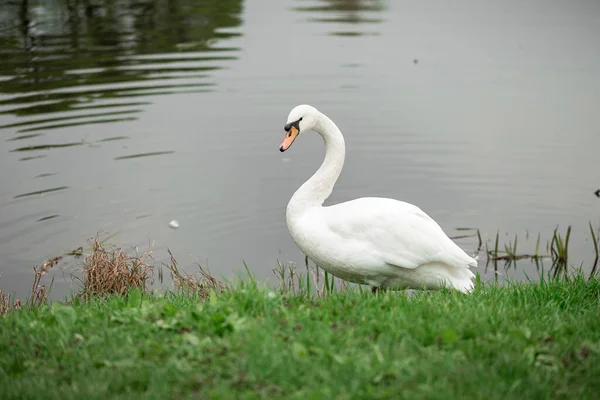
xmin=1 ymin=276 xmax=599 ymax=399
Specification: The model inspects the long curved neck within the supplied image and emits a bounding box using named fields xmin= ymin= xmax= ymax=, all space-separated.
xmin=287 ymin=113 xmax=346 ymax=218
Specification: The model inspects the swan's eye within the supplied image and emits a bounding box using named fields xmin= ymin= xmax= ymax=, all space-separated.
xmin=283 ymin=118 xmax=302 ymax=133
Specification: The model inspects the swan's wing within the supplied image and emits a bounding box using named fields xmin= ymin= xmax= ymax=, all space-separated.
xmin=325 ymin=197 xmax=476 ymax=270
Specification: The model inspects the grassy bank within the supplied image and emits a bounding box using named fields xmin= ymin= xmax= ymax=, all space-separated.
xmin=1 ymin=275 xmax=599 ymax=399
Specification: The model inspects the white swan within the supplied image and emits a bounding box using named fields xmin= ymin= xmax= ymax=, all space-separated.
xmin=279 ymin=104 xmax=477 ymax=294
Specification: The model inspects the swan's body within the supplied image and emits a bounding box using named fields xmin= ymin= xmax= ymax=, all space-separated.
xmin=279 ymin=105 xmax=477 ymax=293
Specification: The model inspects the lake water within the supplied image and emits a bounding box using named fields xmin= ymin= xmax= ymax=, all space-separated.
xmin=1 ymin=0 xmax=599 ymax=299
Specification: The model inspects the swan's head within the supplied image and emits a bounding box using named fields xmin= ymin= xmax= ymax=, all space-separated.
xmin=279 ymin=104 xmax=320 ymax=152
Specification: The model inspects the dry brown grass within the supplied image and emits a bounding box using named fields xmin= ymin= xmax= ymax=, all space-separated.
xmin=0 ymin=255 xmax=59 ymax=315
xmin=29 ymin=255 xmax=60 ymax=308
xmin=77 ymin=236 xmax=153 ymax=299
xmin=1 ymin=235 xmax=231 ymax=315
xmin=164 ymin=249 xmax=228 ymax=299
xmin=0 ymin=290 xmax=17 ymax=316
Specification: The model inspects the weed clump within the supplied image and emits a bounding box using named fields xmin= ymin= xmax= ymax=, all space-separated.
xmin=79 ymin=236 xmax=153 ymax=299
xmin=164 ymin=249 xmax=228 ymax=299
xmin=0 ymin=290 xmax=18 ymax=316
xmin=0 ymin=255 xmax=59 ymax=315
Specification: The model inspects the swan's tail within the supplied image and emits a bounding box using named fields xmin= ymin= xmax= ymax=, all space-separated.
xmin=417 ymin=262 xmax=475 ymax=294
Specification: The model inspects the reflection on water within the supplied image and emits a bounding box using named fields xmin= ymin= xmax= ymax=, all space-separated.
xmin=0 ymin=0 xmax=243 ymax=172
xmin=294 ymin=0 xmax=385 ymax=36
xmin=0 ymin=1 xmax=244 ymax=298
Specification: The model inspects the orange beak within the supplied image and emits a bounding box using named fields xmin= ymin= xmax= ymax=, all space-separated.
xmin=279 ymin=125 xmax=299 ymax=152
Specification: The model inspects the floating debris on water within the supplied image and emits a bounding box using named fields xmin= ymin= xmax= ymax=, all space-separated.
xmin=169 ymin=220 xmax=180 ymax=229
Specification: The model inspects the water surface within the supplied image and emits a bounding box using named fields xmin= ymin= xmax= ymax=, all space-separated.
xmin=1 ymin=0 xmax=599 ymax=298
